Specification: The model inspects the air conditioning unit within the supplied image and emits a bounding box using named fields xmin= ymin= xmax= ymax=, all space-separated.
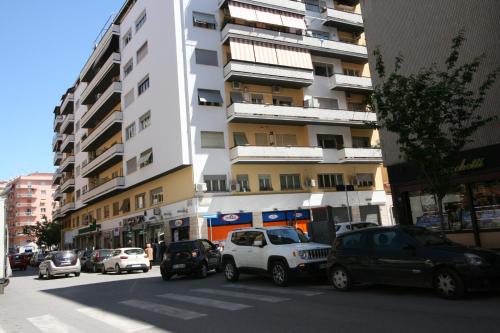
xmin=232 ymin=81 xmax=242 ymax=90
xmin=272 ymin=86 xmax=281 ymax=94
xmin=195 ymin=183 xmax=207 ymax=192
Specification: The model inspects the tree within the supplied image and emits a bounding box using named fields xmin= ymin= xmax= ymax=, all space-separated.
xmin=23 ymin=218 xmax=61 ymax=249
xmin=369 ymin=30 xmax=499 ymax=229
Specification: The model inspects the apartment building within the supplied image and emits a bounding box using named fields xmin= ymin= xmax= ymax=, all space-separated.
xmin=52 ymin=0 xmax=389 ymax=250
xmin=2 ymin=173 xmax=55 ymax=252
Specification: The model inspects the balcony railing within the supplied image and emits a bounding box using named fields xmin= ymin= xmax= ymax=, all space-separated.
xmin=53 ymin=115 xmax=63 ymax=131
xmin=52 ymin=171 xmax=62 ymax=185
xmin=80 ymin=52 xmax=121 ymax=105
xmin=230 ymin=145 xmax=324 ymax=163
xmin=60 ymin=134 xmax=75 ymax=153
xmin=53 ymin=152 xmax=63 ymax=166
xmin=60 ymin=154 xmax=75 ymax=172
xmin=81 ymin=112 xmax=123 ymax=152
xmin=329 ymin=74 xmax=373 ymax=92
xmin=81 ymin=81 xmax=122 ymax=128
xmin=60 ymin=114 xmax=75 ymax=135
xmin=80 ymin=176 xmax=125 ymax=203
xmin=338 ymin=148 xmax=382 ymax=163
xmin=322 ymin=7 xmax=363 ymax=32
xmin=60 ymin=202 xmax=75 ymax=215
xmin=218 ymin=0 xmax=306 ymax=14
xmin=60 ymin=93 xmax=74 ymax=115
xmin=81 ymin=143 xmax=124 ymax=178
xmin=60 ymin=176 xmax=75 ymax=193
xmin=52 ymin=134 xmax=62 ymax=151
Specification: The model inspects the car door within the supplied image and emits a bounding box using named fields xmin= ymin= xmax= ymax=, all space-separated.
xmin=230 ymin=231 xmax=252 ymax=268
xmin=200 ymin=240 xmax=219 ymax=269
xmin=107 ymin=250 xmax=120 ymax=269
xmin=336 ymin=232 xmax=372 ymax=283
xmin=39 ymin=255 xmax=50 ymax=274
xmin=247 ymin=231 xmax=268 ymax=271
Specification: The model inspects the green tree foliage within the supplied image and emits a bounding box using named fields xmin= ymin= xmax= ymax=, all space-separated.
xmin=370 ymin=31 xmax=499 ymax=228
xmin=23 ymin=217 xmax=61 ymax=248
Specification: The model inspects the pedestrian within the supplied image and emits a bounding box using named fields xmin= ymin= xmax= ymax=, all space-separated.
xmin=145 ymin=243 xmax=153 ymax=269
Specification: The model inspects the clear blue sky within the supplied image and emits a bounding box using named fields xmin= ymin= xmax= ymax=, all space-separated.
xmin=0 ymin=0 xmax=123 ymax=180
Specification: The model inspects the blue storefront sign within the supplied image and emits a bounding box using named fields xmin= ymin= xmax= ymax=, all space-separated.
xmin=209 ymin=212 xmax=253 ymax=226
xmin=169 ymin=218 xmax=190 ymax=228
xmin=262 ymin=210 xmax=310 ymax=222
xmin=286 ymin=210 xmax=310 ymax=220
xmin=262 ymin=211 xmax=287 ymax=222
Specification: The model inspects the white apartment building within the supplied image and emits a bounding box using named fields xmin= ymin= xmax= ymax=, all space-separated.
xmin=52 ymin=0 xmax=390 ymax=250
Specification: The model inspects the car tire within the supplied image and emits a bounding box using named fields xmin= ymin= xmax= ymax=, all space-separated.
xmin=38 ymin=271 xmax=43 ymax=279
xmin=65 ymin=274 xmax=69 ymax=277
xmin=433 ymin=268 xmax=465 ymax=300
xmin=198 ymin=262 xmax=208 ymax=279
xmin=329 ymin=266 xmax=352 ymax=291
xmin=143 ymin=268 xmax=149 ymax=273
xmin=47 ymin=270 xmax=53 ymax=280
xmin=161 ymin=270 xmax=172 ymax=281
xmin=270 ymin=261 xmax=289 ymax=287
xmin=115 ymin=264 xmax=121 ymax=275
xmin=224 ymin=259 xmax=239 ymax=282
xmin=75 ymin=272 xmax=80 ymax=277
xmin=102 ymin=266 xmax=107 ymax=275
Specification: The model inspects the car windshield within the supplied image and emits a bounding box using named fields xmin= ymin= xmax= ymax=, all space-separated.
xmin=124 ymin=249 xmax=144 ymax=255
xmin=404 ymin=227 xmax=452 ymax=246
xmin=267 ymin=228 xmax=309 ymax=245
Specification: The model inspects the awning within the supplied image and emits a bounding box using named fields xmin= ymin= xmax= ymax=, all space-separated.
xmin=198 ymin=89 xmax=224 ymax=104
xmin=193 ymin=11 xmax=217 ymax=25
xmin=253 ymin=41 xmax=278 ymax=65
xmin=280 ymin=12 xmax=306 ymax=30
xmin=275 ymin=44 xmax=313 ymax=69
xmin=228 ymin=1 xmax=257 ymax=21
xmin=229 ymin=38 xmax=255 ymax=62
xmin=255 ymin=6 xmax=283 ymax=26
xmin=138 ymin=150 xmax=153 ymax=166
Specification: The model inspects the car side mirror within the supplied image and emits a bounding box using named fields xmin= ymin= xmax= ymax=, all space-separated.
xmin=253 ymin=240 xmax=264 ymax=247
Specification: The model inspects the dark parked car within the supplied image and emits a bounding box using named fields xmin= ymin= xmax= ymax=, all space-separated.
xmin=78 ymin=249 xmax=93 ymax=269
xmin=9 ymin=254 xmax=30 ymax=270
xmin=327 ymin=225 xmax=500 ymax=299
xmin=160 ymin=239 xmax=222 ymax=280
xmin=83 ymin=249 xmax=113 ymax=273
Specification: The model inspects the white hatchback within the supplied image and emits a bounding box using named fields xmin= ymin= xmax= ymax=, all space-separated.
xmin=102 ymin=248 xmax=149 ymax=274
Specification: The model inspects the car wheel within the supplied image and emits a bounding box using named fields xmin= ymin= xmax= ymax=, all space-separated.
xmin=433 ymin=268 xmax=465 ymax=300
xmin=198 ymin=262 xmax=208 ymax=279
xmin=161 ymin=270 xmax=172 ymax=281
xmin=92 ymin=265 xmax=97 ymax=273
xmin=143 ymin=268 xmax=149 ymax=273
xmin=271 ymin=261 xmax=289 ymax=287
xmin=224 ymin=259 xmax=239 ymax=282
xmin=75 ymin=272 xmax=80 ymax=277
xmin=115 ymin=264 xmax=121 ymax=275
xmin=330 ymin=266 xmax=352 ymax=291
xmin=102 ymin=266 xmax=107 ymax=275
xmin=38 ymin=271 xmax=43 ymax=279
xmin=65 ymin=274 xmax=69 ymax=277
xmin=47 ymin=270 xmax=53 ymax=280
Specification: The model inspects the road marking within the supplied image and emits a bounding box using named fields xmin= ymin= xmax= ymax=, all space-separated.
xmin=120 ymin=299 xmax=206 ymax=320
xmin=27 ymin=314 xmax=80 ymax=333
xmin=223 ymin=284 xmax=324 ymax=296
xmin=192 ymin=288 xmax=289 ymax=303
xmin=158 ymin=293 xmax=252 ymax=311
xmin=76 ymin=307 xmax=154 ymax=332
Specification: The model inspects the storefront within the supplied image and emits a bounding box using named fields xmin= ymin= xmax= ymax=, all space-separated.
xmin=206 ymin=212 xmax=253 ymax=242
xmin=169 ymin=218 xmax=190 ymax=242
xmin=262 ymin=210 xmax=311 ymax=234
xmin=76 ymin=223 xmax=101 ymax=250
xmin=122 ymin=215 xmax=146 ymax=248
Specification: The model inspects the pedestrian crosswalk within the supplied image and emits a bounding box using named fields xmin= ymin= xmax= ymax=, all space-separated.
xmin=20 ymin=284 xmax=327 ymax=332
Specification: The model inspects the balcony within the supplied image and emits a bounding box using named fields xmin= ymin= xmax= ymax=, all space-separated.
xmin=52 ymin=171 xmax=62 ymax=185
xmin=60 ymin=134 xmax=75 ymax=153
xmin=81 ymin=82 xmax=122 ymax=128
xmin=224 ymin=60 xmax=313 ymax=88
xmin=81 ymin=144 xmax=124 ymax=178
xmin=80 ymin=24 xmax=120 ymax=83
xmin=53 ymin=189 xmax=62 ymax=201
xmin=16 ymin=193 xmax=34 ymax=198
xmin=60 ymin=93 xmax=74 ymax=115
xmin=218 ymin=0 xmax=305 ymax=14
xmin=81 ymin=112 xmax=123 ymax=152
xmin=80 ymin=53 xmax=121 ymax=106
xmin=52 ymin=134 xmax=62 ymax=152
xmin=227 ymin=102 xmax=376 ymax=126
xmin=329 ymin=74 xmax=373 ymax=92
xmin=60 ymin=154 xmax=75 ymax=172
xmin=322 ymin=8 xmax=364 ymax=33
xmin=60 ymin=202 xmax=75 ymax=215
xmin=81 ymin=176 xmax=125 ymax=204
xmin=230 ymin=145 xmax=324 ymax=163
xmin=338 ymin=148 xmax=382 ymax=163
xmin=221 ymin=24 xmax=367 ymax=63
xmin=53 ymin=115 xmax=63 ymax=132
xmin=60 ymin=176 xmax=75 ymax=193
xmin=60 ymin=114 xmax=75 ymax=135
xmin=53 ymin=152 xmax=63 ymax=166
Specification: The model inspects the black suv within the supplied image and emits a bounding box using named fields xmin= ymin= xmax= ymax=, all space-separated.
xmin=160 ymin=239 xmax=222 ymax=280
xmin=327 ymin=225 xmax=500 ymax=299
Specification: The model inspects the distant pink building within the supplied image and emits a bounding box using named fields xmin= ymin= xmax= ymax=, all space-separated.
xmin=4 ymin=173 xmax=55 ymax=252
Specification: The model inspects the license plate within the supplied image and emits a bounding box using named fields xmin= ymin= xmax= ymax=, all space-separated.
xmin=60 ymin=262 xmax=71 ymax=266
xmin=173 ymin=264 xmax=186 ymax=269
xmin=319 ymin=263 xmax=327 ymax=269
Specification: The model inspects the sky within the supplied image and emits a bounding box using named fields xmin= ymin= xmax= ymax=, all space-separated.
xmin=0 ymin=0 xmax=123 ymax=181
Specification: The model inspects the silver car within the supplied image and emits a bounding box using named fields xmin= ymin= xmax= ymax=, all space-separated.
xmin=38 ymin=251 xmax=81 ymax=279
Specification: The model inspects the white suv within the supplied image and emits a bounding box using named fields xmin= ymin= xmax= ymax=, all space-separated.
xmin=222 ymin=227 xmax=331 ymax=286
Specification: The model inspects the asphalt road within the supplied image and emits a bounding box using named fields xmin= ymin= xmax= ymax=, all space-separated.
xmin=0 ymin=265 xmax=499 ymax=333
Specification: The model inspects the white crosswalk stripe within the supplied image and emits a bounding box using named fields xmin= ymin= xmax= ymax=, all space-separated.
xmin=0 ymin=326 xmax=6 ymax=333
xmin=158 ymin=293 xmax=252 ymax=311
xmin=192 ymin=288 xmax=290 ymax=303
xmin=120 ymin=299 xmax=207 ymax=320
xmin=223 ymin=284 xmax=324 ymax=296
xmin=27 ymin=314 xmax=80 ymax=333
xmin=76 ymin=307 xmax=154 ymax=332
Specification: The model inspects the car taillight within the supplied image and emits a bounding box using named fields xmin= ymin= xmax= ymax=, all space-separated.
xmin=95 ymin=253 xmax=100 ymax=261
xmin=120 ymin=256 xmax=128 ymax=260
xmin=71 ymin=258 xmax=77 ymax=265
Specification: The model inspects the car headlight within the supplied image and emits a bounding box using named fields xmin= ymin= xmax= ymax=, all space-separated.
xmin=464 ymin=253 xmax=483 ymax=266
xmin=298 ymin=250 xmax=309 ymax=260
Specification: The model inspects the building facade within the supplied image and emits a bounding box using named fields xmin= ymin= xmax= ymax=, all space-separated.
xmin=52 ymin=0 xmax=391 ymax=250
xmin=361 ymin=0 xmax=500 ymax=248
xmin=3 ymin=173 xmax=55 ymax=253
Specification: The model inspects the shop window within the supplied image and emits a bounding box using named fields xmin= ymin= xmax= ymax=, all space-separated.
xmin=204 ymin=175 xmax=228 ymax=192
xmin=259 ymin=174 xmax=273 ymax=191
xmin=236 ymin=174 xmax=250 ymax=192
xmin=317 ymin=134 xmax=344 ymax=149
xmin=318 ymin=173 xmax=344 ymax=189
xmin=150 ymin=187 xmax=164 ymax=205
xmin=471 ymin=181 xmax=500 ymax=229
xmin=135 ymin=193 xmax=146 ymax=210
xmin=280 ymin=174 xmax=302 ymax=190
xmin=112 ymin=202 xmax=119 ymax=216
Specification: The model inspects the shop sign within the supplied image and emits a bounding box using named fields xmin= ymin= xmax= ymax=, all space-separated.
xmin=113 ymin=228 xmax=120 ymax=237
xmin=122 ymin=215 xmax=145 ymax=226
xmin=209 ymin=212 xmax=253 ymax=227
xmin=286 ymin=210 xmax=310 ymax=221
xmin=169 ymin=218 xmax=189 ymax=228
xmin=262 ymin=211 xmax=286 ymax=222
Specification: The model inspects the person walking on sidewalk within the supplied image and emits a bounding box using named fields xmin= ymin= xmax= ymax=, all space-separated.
xmin=145 ymin=243 xmax=153 ymax=270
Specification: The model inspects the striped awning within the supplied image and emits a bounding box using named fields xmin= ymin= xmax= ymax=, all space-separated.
xmin=228 ymin=1 xmax=257 ymax=21
xmin=253 ymin=41 xmax=278 ymax=65
xmin=280 ymin=12 xmax=306 ymax=30
xmin=255 ymin=6 xmax=283 ymax=26
xmin=227 ymin=1 xmax=306 ymax=30
xmin=229 ymin=38 xmax=255 ymax=62
xmin=275 ymin=44 xmax=313 ymax=69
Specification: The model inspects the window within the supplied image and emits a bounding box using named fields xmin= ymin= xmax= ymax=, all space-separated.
xmin=139 ymin=148 xmax=153 ymax=168
xmin=124 ymin=89 xmax=134 ymax=108
xmin=135 ymin=193 xmax=146 ymax=209
xmin=120 ymin=198 xmax=131 ymax=213
xmin=126 ymin=157 xmax=137 ymax=175
xmin=233 ymin=132 xmax=248 ymax=146
xmin=317 ymin=134 xmax=344 ymax=149
xmin=96 ymin=208 xmax=102 ymax=221
xmin=150 ymin=187 xmax=164 ymax=205
xmin=198 ymin=89 xmax=223 ymax=106
xmin=139 ymin=111 xmax=151 ymax=131
xmin=112 ymin=202 xmax=119 ymax=216
xmin=193 ymin=12 xmax=216 ymax=29
xmin=305 ymin=0 xmax=320 ymax=12
xmin=135 ymin=10 xmax=147 ymax=32
xmin=104 ymin=205 xmax=110 ymax=218
xmin=201 ymin=131 xmax=225 ymax=148
xmin=352 ymin=136 xmax=371 ymax=148
xmin=136 ymin=41 xmax=148 ymax=63
xmin=41 ymin=190 xmax=46 ymax=195
xmin=313 ymin=62 xmax=334 ymax=77
xmin=236 ymin=174 xmax=250 ymax=192
xmin=251 ymin=94 xmax=264 ymax=104
xmin=343 ymin=68 xmax=361 ymax=77
xmin=356 ymin=174 xmax=374 ymax=187
xmin=318 ymin=174 xmax=344 ymax=189
xmin=138 ymin=75 xmax=150 ymax=96
xmin=307 ymin=97 xmax=339 ymax=110
xmin=339 ymin=233 xmax=366 ymax=250
xmin=125 ymin=123 xmax=136 ymax=140
xmin=371 ymin=230 xmax=407 ymax=252
xmin=40 ymin=208 xmax=46 ymax=213
xmin=280 ymin=174 xmax=302 ymax=190
xmin=272 ymin=96 xmax=293 ymax=106
xmin=255 ymin=133 xmax=269 ymax=146
xmin=195 ymin=49 xmax=218 ymax=66
xmin=124 ymin=58 xmax=133 ymax=77
xmin=123 ymin=29 xmax=132 ymax=46
xmin=275 ymin=134 xmax=297 ymax=146
xmin=204 ymin=175 xmax=228 ymax=192
xmin=259 ymin=174 xmax=273 ymax=191
xmin=309 ymin=29 xmax=329 ymax=40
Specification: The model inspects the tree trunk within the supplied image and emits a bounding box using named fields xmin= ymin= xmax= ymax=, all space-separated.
xmin=436 ymin=195 xmax=446 ymax=231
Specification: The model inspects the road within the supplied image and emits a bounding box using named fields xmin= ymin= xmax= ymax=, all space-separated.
xmin=0 ymin=265 xmax=499 ymax=333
